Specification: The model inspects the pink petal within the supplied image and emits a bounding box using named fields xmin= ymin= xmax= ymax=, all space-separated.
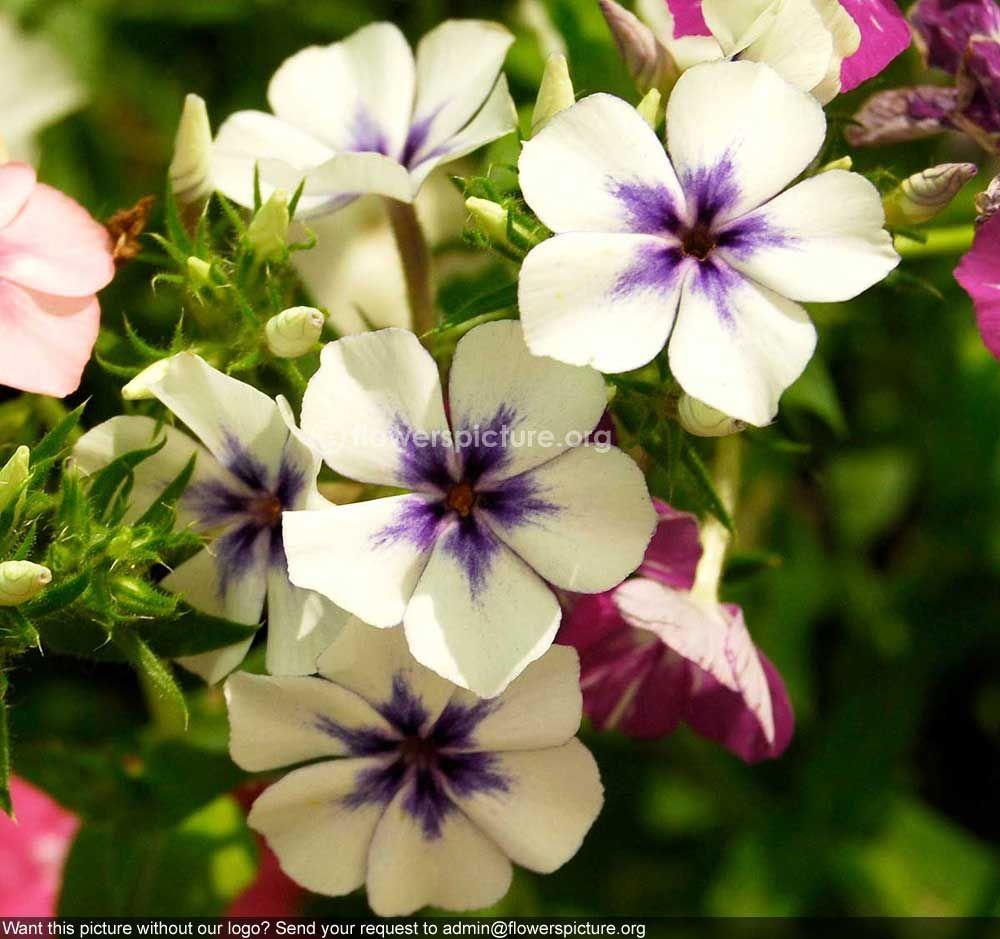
xmin=0 ymin=281 xmax=100 ymax=397
xmin=666 ymin=0 xmax=711 ymax=37
xmin=839 ymin=0 xmax=912 ymax=92
xmin=0 ymin=777 xmax=79 ymax=916
xmin=636 ymin=499 xmax=703 ymax=589
xmin=955 ymin=213 xmax=1000 ymax=360
xmin=0 ymin=163 xmax=37 ymax=230
xmin=0 ymin=183 xmax=114 ymax=297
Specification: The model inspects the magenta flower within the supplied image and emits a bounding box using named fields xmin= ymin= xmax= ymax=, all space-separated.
xmin=955 ymin=213 xmax=1000 ymax=359
xmin=0 ymin=162 xmax=114 ymax=397
xmin=910 ymin=0 xmax=1000 ymax=74
xmin=558 ymin=500 xmax=794 ymax=763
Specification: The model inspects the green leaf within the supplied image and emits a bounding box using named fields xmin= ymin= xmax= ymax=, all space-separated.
xmin=88 ymin=439 xmax=166 ymax=520
xmin=137 ymin=602 xmax=259 ymax=658
xmin=0 ymin=673 xmax=11 ymax=818
xmin=164 ymin=179 xmax=193 ymax=254
xmin=681 ymin=441 xmax=735 ymax=533
xmin=136 ymin=453 xmax=197 ymax=530
xmin=111 ymin=626 xmax=188 ymax=730
xmin=434 ymin=282 xmax=517 ymax=332
xmin=21 ymin=571 xmax=90 ymax=618
xmin=31 ymin=403 xmax=86 ymax=472
xmin=123 ymin=316 xmax=168 ymax=361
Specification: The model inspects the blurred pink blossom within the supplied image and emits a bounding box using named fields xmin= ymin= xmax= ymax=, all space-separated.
xmin=955 ymin=213 xmax=1000 ymax=359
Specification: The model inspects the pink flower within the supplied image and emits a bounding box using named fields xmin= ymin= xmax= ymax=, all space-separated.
xmin=0 ymin=776 xmax=79 ymax=916
xmin=955 ymin=213 xmax=1000 ymax=360
xmin=0 ymin=162 xmax=114 ymax=397
xmin=558 ymin=500 xmax=794 ymax=763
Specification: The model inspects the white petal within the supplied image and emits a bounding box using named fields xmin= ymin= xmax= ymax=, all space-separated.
xmin=275 ymin=395 xmax=326 ymax=511
xmin=635 ymin=0 xmax=724 ymax=70
xmin=283 ymin=497 xmax=434 ymax=629
xmin=669 ymin=267 xmax=816 ymax=426
xmin=723 ymin=170 xmax=899 ymax=302
xmin=809 ymin=0 xmax=862 ymax=103
xmin=702 ymin=0 xmax=782 ymax=55
xmin=519 ymin=232 xmax=685 ymax=373
xmin=519 ymin=93 xmax=685 ymax=234
xmin=485 ymin=445 xmax=656 ymax=593
xmin=248 ymin=759 xmax=385 ymax=897
xmin=268 ymin=23 xmax=415 ymax=160
xmin=365 ymin=790 xmax=512 ymax=916
xmin=265 ymin=566 xmax=350 ymax=676
xmin=408 ymin=20 xmax=514 ymax=167
xmin=177 ymin=639 xmax=254 ymax=687
xmin=404 ymin=532 xmax=561 ymax=697
xmin=666 ymin=60 xmax=825 ymax=222
xmin=317 ymin=617 xmax=455 ymax=726
xmin=447 ymin=320 xmax=608 ymax=481
xmin=739 ymin=0 xmax=833 ymax=94
xmin=225 ymin=671 xmax=391 ymax=771
xmin=450 ymin=740 xmax=602 ymax=874
xmin=445 ymin=645 xmax=583 ymax=752
xmin=300 ymin=329 xmax=452 ymax=488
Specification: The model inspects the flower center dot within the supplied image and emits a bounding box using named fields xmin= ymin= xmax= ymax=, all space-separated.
xmin=681 ymin=224 xmax=716 ymax=261
xmin=399 ymin=735 xmax=437 ymax=769
xmin=250 ymin=493 xmax=283 ymax=527
xmin=446 ymin=482 xmax=477 ymax=518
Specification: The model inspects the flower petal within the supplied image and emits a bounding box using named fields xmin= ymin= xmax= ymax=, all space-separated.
xmin=669 ymin=266 xmax=816 ymax=426
xmin=738 ymin=0 xmax=834 ymax=95
xmin=247 ymin=760 xmax=385 ymax=897
xmin=0 ymin=183 xmax=112 ymax=297
xmin=267 ymin=151 xmax=414 ymax=212
xmin=666 ymin=59 xmax=825 ymax=222
xmin=404 ymin=530 xmax=561 ymax=697
xmin=519 ymin=232 xmax=686 ymax=373
xmin=226 ymin=671 xmax=391 ymax=771
xmin=637 ymin=499 xmax=703 ymax=589
xmin=300 ymin=329 xmax=452 ymax=489
xmin=283 ymin=497 xmax=435 ymax=629
xmin=365 ymin=788 xmax=512 ymax=916
xmin=909 ymin=0 xmax=994 ymax=75
xmin=449 ymin=740 xmax=603 ymax=874
xmin=702 ymin=0 xmax=783 ymax=55
xmin=0 ymin=162 xmax=36 ymax=229
xmin=723 ymin=169 xmax=899 ymax=303
xmin=0 ymin=283 xmax=99 ymax=397
xmin=268 ymin=23 xmax=415 ymax=160
xmin=485 ymin=445 xmax=656 ymax=594
xmin=840 ymin=0 xmax=911 ymax=91
xmin=519 ymin=93 xmax=685 ymax=234
xmin=447 ymin=320 xmax=608 ymax=482
xmin=956 ymin=213 xmax=1000 ymax=359
xmin=845 ymin=86 xmax=957 ymax=148
xmin=637 ymin=0 xmax=722 ymax=69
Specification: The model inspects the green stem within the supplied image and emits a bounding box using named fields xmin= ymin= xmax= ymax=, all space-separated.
xmin=0 ymin=667 xmax=12 ymax=816
xmin=690 ymin=435 xmax=742 ymax=606
xmin=894 ymin=224 xmax=975 ymax=259
xmin=384 ymin=198 xmax=436 ymax=338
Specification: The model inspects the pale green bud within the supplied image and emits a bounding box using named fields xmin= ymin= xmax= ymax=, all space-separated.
xmin=678 ymin=395 xmax=747 ymax=438
xmin=169 ymin=94 xmax=213 ymax=206
xmin=637 ymin=89 xmax=661 ymax=129
xmin=0 ymin=561 xmax=51 ymax=607
xmin=884 ymin=163 xmax=978 ymax=227
xmin=816 ymin=156 xmax=853 ymax=174
xmin=531 ymin=54 xmax=575 ymax=136
xmin=122 ymin=359 xmax=172 ymax=401
xmin=466 ymin=197 xmax=510 ymax=244
xmin=247 ymin=189 xmax=290 ymax=261
xmin=0 ymin=446 xmax=29 ymax=514
xmin=265 ymin=306 xmax=325 ymax=359
xmin=187 ymin=256 xmax=213 ymax=291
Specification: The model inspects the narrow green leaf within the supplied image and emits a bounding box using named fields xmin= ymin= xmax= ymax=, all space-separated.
xmin=31 ymin=403 xmax=86 ymax=469
xmin=136 ymin=454 xmax=197 ymax=530
xmin=137 ymin=602 xmax=259 ymax=658
xmin=287 ymin=177 xmax=307 ymax=218
xmin=88 ymin=439 xmax=166 ymax=519
xmin=252 ymin=162 xmax=263 ymax=212
xmin=21 ymin=571 xmax=90 ymax=618
xmin=123 ymin=316 xmax=167 ymax=360
xmin=681 ymin=441 xmax=735 ymax=533
xmin=435 ymin=282 xmax=517 ymax=333
xmin=214 ymin=191 xmax=248 ymax=235
xmin=0 ymin=673 xmax=11 ymax=818
xmin=164 ymin=180 xmax=193 ymax=254
xmin=112 ymin=625 xmax=188 ymax=730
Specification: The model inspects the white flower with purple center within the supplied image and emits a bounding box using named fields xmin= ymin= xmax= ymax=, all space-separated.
xmin=73 ymin=353 xmax=348 ymax=683
xmin=283 ymin=321 xmax=657 ymax=697
xmin=225 ymin=620 xmax=603 ymax=916
xmin=517 ymin=59 xmax=900 ymax=426
xmin=211 ymin=20 xmax=517 ymax=218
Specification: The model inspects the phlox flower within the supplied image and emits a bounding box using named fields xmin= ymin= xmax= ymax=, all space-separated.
xmin=559 ymin=501 xmax=794 ymax=762
xmin=225 ymin=620 xmax=603 ymax=916
xmin=283 ymin=321 xmax=656 ymax=697
xmin=955 ymin=213 xmax=1000 ymax=360
xmin=517 ymin=60 xmax=900 ymax=426
xmin=0 ymin=162 xmax=114 ymax=397
xmin=212 ymin=20 xmax=517 ymax=218
xmin=73 ymin=353 xmax=348 ymax=683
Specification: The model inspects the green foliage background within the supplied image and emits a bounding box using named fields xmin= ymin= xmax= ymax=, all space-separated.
xmin=1 ymin=0 xmax=998 ymax=918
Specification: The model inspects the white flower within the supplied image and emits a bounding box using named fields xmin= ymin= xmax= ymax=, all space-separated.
xmin=211 ymin=20 xmax=517 ymax=219
xmin=517 ymin=61 xmax=899 ymax=426
xmin=283 ymin=321 xmax=656 ymax=697
xmin=73 ymin=353 xmax=348 ymax=682
xmin=224 ymin=620 xmax=603 ymax=916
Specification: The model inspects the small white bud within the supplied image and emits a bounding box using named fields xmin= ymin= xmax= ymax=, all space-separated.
xmin=247 ymin=189 xmax=290 ymax=261
xmin=678 ymin=395 xmax=747 ymax=438
xmin=531 ymin=54 xmax=575 ymax=136
xmin=0 ymin=561 xmax=52 ymax=607
xmin=186 ymin=256 xmax=213 ymax=292
xmin=169 ymin=94 xmax=213 ymax=206
xmin=884 ymin=163 xmax=978 ymax=227
xmin=466 ymin=197 xmax=510 ymax=244
xmin=637 ymin=89 xmax=661 ymax=129
xmin=265 ymin=306 xmax=325 ymax=359
xmin=0 ymin=446 xmax=29 ymax=516
xmin=122 ymin=359 xmax=172 ymax=401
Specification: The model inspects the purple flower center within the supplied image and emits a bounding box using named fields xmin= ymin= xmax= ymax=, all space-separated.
xmin=680 ymin=222 xmax=717 ymax=262
xmin=444 ymin=481 xmax=477 ymax=518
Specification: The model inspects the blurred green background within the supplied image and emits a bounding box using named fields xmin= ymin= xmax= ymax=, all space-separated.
xmin=2 ymin=0 xmax=999 ymax=918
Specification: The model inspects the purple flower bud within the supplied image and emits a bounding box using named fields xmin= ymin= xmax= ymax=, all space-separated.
xmin=953 ymin=35 xmax=1000 ymax=152
xmin=911 ymin=0 xmax=1000 ymax=75
xmin=599 ymin=0 xmax=680 ymax=96
xmin=974 ymin=172 xmax=1000 ymax=222
xmin=846 ymin=85 xmax=958 ymax=147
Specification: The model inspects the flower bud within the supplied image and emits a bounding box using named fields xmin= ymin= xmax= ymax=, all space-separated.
xmin=0 ymin=561 xmax=51 ymax=607
xmin=976 ymin=173 xmax=1000 ymax=224
xmin=883 ymin=163 xmax=978 ymax=227
xmin=637 ymin=89 xmax=661 ymax=129
xmin=122 ymin=359 xmax=172 ymax=401
xmin=678 ymin=395 xmax=747 ymax=438
xmin=816 ymin=156 xmax=853 ymax=174
xmin=246 ymin=189 xmax=290 ymax=261
xmin=169 ymin=94 xmax=213 ymax=207
xmin=186 ymin=256 xmax=213 ymax=292
xmin=531 ymin=53 xmax=575 ymax=136
xmin=0 ymin=446 xmax=29 ymax=514
xmin=466 ymin=197 xmax=510 ymax=244
xmin=265 ymin=306 xmax=325 ymax=359
xmin=598 ymin=0 xmax=679 ymax=97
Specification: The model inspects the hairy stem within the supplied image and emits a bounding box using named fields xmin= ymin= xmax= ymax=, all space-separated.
xmin=385 ymin=198 xmax=436 ymax=337
xmin=691 ymin=435 xmax=742 ymax=605
xmin=894 ymin=224 xmax=975 ymax=258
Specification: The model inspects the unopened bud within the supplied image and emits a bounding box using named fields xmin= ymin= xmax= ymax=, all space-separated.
xmin=246 ymin=189 xmax=290 ymax=261
xmin=0 ymin=561 xmax=51 ymax=607
xmin=169 ymin=94 xmax=213 ymax=206
xmin=122 ymin=359 xmax=172 ymax=401
xmin=0 ymin=446 xmax=29 ymax=514
xmin=975 ymin=173 xmax=1000 ymax=224
xmin=466 ymin=197 xmax=510 ymax=244
xmin=531 ymin=54 xmax=575 ymax=136
xmin=816 ymin=156 xmax=853 ymax=174
xmin=884 ymin=163 xmax=978 ymax=227
xmin=187 ymin=256 xmax=213 ymax=291
xmin=598 ymin=0 xmax=679 ymax=96
xmin=265 ymin=306 xmax=325 ymax=359
xmin=637 ymin=89 xmax=661 ymax=129
xmin=678 ymin=395 xmax=747 ymax=438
